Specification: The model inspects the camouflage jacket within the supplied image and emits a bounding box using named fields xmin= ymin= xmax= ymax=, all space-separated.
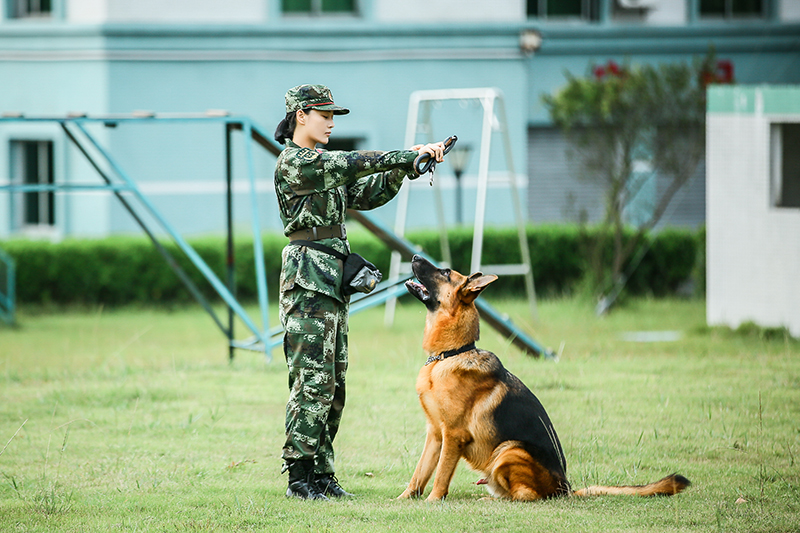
xmin=275 ymin=140 xmax=418 ymax=302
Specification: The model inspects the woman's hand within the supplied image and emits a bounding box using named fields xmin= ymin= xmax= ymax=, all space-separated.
xmin=410 ymin=142 xmax=445 ymax=163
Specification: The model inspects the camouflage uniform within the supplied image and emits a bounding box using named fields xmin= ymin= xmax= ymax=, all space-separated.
xmin=275 ymin=86 xmax=419 ymax=476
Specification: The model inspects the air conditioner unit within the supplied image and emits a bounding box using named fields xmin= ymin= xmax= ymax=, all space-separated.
xmin=617 ymin=0 xmax=658 ymax=9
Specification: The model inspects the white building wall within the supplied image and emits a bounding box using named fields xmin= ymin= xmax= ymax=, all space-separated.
xmin=64 ymin=0 xmax=528 ymax=24
xmin=781 ymin=0 xmax=800 ymax=21
xmin=67 ymin=0 xmax=108 ymax=23
xmin=59 ymin=0 xmax=800 ymax=25
xmin=362 ymin=0 xmax=524 ymax=22
xmin=644 ymin=0 xmax=687 ymax=25
xmin=706 ymin=88 xmax=800 ymax=337
xmin=67 ymin=0 xmax=267 ymax=23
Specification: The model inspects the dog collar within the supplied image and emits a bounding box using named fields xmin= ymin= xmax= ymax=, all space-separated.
xmin=424 ymin=342 xmax=477 ymax=366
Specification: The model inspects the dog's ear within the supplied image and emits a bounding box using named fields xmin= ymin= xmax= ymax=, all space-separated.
xmin=459 ymin=273 xmax=498 ymax=304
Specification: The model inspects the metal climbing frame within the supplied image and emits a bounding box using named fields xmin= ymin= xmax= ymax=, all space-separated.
xmin=0 ymin=113 xmax=275 ymax=360
xmin=0 ymin=111 xmax=555 ymax=360
xmin=386 ymin=88 xmax=538 ymax=326
xmin=0 ymin=247 xmax=14 ymax=325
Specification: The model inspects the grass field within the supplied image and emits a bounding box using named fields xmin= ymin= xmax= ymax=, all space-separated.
xmin=1 ymin=296 xmax=798 ymax=532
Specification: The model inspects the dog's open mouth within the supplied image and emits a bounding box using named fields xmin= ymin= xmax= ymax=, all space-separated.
xmin=405 ymin=279 xmax=430 ymax=302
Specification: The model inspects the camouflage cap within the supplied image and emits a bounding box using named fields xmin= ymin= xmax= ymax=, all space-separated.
xmin=285 ymin=84 xmax=350 ymax=115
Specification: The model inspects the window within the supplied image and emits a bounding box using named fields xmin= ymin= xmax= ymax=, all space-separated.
xmin=282 ymin=0 xmax=356 ymax=16
xmin=527 ymin=0 xmax=599 ymax=20
xmin=10 ymin=140 xmax=55 ymax=227
xmin=7 ymin=0 xmax=53 ymax=18
xmin=700 ymin=0 xmax=765 ymax=18
xmin=770 ymin=123 xmax=800 ymax=209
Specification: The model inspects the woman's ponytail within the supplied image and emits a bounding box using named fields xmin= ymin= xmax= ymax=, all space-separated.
xmin=274 ymin=111 xmax=297 ymax=145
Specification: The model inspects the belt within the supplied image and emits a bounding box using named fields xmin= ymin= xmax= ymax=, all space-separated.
xmin=288 ymin=224 xmax=347 ymax=242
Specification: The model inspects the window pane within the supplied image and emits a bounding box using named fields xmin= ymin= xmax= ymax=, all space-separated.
xmin=283 ymin=0 xmax=312 ymax=13
xmin=779 ymin=124 xmax=800 ymax=208
xmin=700 ymin=0 xmax=726 ymax=15
xmin=548 ymin=0 xmax=583 ymax=17
xmin=732 ymin=0 xmax=762 ymax=14
xmin=322 ymin=0 xmax=354 ymax=13
xmin=527 ymin=0 xmax=540 ymax=16
xmin=23 ymin=143 xmax=39 ymax=225
xmin=23 ymin=143 xmax=38 ymax=185
xmin=45 ymin=142 xmax=54 ymax=224
xmin=16 ymin=141 xmax=55 ymax=226
xmin=11 ymin=0 xmax=52 ymax=17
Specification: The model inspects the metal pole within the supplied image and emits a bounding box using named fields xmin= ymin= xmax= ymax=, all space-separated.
xmin=242 ymin=120 xmax=271 ymax=361
xmin=225 ymin=123 xmax=235 ymax=362
xmin=455 ymin=171 xmax=463 ymax=225
xmin=471 ymin=95 xmax=494 ymax=274
xmin=496 ymin=96 xmax=538 ymax=319
xmin=0 ymin=248 xmax=14 ymax=325
xmin=385 ymin=92 xmax=423 ymax=327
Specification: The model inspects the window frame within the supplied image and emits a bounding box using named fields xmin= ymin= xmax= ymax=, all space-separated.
xmin=769 ymin=121 xmax=800 ymax=210
xmin=281 ymin=0 xmax=359 ymax=18
xmin=698 ymin=0 xmax=768 ymax=20
xmin=9 ymin=139 xmax=56 ymax=231
xmin=6 ymin=0 xmax=53 ymax=19
xmin=527 ymin=0 xmax=600 ymax=22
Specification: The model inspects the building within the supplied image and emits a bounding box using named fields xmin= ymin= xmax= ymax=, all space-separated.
xmin=706 ymin=84 xmax=800 ymax=337
xmin=1 ymin=0 xmax=799 ymax=239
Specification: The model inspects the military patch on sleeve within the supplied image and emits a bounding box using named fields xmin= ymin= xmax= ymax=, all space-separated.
xmin=296 ymin=148 xmax=320 ymax=163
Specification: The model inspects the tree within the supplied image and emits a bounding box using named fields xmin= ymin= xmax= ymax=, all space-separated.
xmin=542 ymin=51 xmax=732 ymax=311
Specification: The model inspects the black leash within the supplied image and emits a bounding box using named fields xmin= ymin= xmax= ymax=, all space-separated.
xmin=413 ymin=135 xmax=458 ymax=186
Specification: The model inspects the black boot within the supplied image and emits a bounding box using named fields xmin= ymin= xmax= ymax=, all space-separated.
xmin=286 ymin=461 xmax=329 ymax=501
xmin=315 ymin=473 xmax=354 ymax=498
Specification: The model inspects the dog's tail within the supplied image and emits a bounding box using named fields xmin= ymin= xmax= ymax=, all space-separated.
xmin=573 ymin=473 xmax=690 ymax=497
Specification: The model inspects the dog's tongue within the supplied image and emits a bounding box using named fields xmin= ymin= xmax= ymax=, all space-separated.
xmin=406 ymin=279 xmax=428 ymax=293
xmin=475 ymin=478 xmax=488 ymax=485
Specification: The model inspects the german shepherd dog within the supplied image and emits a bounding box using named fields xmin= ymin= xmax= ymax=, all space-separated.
xmin=399 ymin=255 xmax=690 ymax=502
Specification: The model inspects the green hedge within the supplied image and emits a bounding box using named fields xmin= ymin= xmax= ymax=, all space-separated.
xmin=0 ymin=224 xmax=704 ymax=306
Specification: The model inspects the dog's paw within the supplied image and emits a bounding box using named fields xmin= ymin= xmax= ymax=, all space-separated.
xmin=398 ymin=488 xmax=422 ymax=499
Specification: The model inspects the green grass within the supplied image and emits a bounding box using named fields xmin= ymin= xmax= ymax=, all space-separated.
xmin=1 ymin=297 xmax=798 ymax=532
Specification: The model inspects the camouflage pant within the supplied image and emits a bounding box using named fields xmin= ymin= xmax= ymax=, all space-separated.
xmin=280 ymin=286 xmax=348 ymax=475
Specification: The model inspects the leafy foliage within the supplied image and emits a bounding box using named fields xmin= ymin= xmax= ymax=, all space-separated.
xmin=0 ymin=225 xmax=702 ymax=307
xmin=542 ymin=50 xmax=729 ymax=301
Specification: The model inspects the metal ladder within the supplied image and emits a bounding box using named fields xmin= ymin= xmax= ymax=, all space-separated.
xmin=386 ymin=87 xmax=538 ymax=326
xmin=0 ymin=113 xmax=274 ymax=360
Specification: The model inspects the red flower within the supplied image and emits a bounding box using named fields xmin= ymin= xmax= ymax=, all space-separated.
xmin=716 ymin=60 xmax=734 ymax=83
xmin=594 ymin=65 xmax=606 ymax=79
xmin=700 ymin=59 xmax=735 ymax=87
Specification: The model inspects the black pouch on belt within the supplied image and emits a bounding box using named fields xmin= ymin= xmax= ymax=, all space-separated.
xmin=290 ymin=240 xmax=382 ymax=296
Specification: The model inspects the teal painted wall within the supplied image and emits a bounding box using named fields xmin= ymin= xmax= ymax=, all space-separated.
xmin=708 ymin=85 xmax=800 ymax=114
xmin=1 ymin=20 xmax=799 ymax=237
xmin=0 ymin=58 xmax=110 ymax=238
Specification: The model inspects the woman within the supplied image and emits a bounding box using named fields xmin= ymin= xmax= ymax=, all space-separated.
xmin=274 ymin=84 xmax=444 ymax=500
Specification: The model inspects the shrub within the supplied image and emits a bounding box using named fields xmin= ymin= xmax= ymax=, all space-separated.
xmin=0 ymin=224 xmax=701 ymax=306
